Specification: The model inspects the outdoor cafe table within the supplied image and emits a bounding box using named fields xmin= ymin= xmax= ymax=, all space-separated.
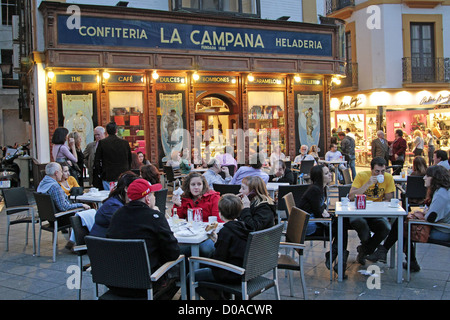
xmin=335 ymin=201 xmax=407 ymax=283
xmin=70 ymin=190 xmax=109 ymax=208
xmin=319 ymin=159 xmax=347 ymax=186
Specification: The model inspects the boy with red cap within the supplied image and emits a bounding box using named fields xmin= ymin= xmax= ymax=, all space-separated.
xmin=106 ymin=179 xmax=180 ymax=299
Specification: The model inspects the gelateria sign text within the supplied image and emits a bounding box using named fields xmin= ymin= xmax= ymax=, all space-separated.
xmin=57 ymin=15 xmax=332 ymax=56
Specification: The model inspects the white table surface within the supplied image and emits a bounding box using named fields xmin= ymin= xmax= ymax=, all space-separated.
xmin=70 ymin=190 xmax=110 ymax=207
xmin=335 ymin=201 xmax=407 ymax=283
xmin=393 ymin=175 xmax=407 ymax=183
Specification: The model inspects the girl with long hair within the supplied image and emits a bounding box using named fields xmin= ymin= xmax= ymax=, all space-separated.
xmin=238 ymin=176 xmax=276 ymax=231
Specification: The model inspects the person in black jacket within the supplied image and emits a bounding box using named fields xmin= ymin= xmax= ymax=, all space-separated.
xmin=298 ymin=164 xmax=350 ymax=278
xmin=238 ymin=176 xmax=276 ymax=231
xmin=94 ymin=121 xmax=132 ymax=190
xmin=192 ymin=194 xmax=250 ymax=300
xmin=269 ymin=160 xmax=295 ymax=184
xmin=106 ymin=178 xmax=180 ymax=299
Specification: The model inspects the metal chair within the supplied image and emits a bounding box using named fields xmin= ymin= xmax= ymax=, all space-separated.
xmin=299 ymin=160 xmax=314 ymax=183
xmin=212 ymin=183 xmax=241 ymax=195
xmin=69 ymin=215 xmax=89 ymax=300
xmin=189 ymin=224 xmax=284 ymax=300
xmin=2 ymin=187 xmax=37 ymax=254
xmin=163 ymin=165 xmax=184 ymax=190
xmin=407 ymin=220 xmax=450 ymax=281
xmin=278 ymin=207 xmax=310 ymax=298
xmin=85 ymin=236 xmax=186 ymax=300
xmin=33 ymin=192 xmax=83 ymax=262
xmin=342 ymin=168 xmax=352 ymax=185
xmin=155 ymin=188 xmax=168 ymax=215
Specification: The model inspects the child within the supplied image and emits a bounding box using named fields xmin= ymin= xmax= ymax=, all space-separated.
xmin=192 ymin=194 xmax=250 ymax=299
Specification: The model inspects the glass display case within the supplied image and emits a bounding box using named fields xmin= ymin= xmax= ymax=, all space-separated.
xmin=109 ymin=91 xmax=145 ymax=153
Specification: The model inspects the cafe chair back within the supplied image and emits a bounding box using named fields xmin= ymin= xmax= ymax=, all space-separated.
xmin=342 ymin=168 xmax=352 ymax=185
xmin=163 ymin=165 xmax=184 ymax=191
xmin=278 ymin=207 xmax=310 ymax=298
xmin=33 ymin=192 xmax=82 ymax=262
xmin=85 ymin=236 xmax=186 ymax=300
xmin=276 ymin=184 xmax=310 ymax=223
xmin=212 ymin=183 xmax=241 ymax=195
xmin=404 ymin=176 xmax=427 ymax=212
xmin=2 ymin=187 xmax=37 ymax=254
xmin=70 ymin=215 xmax=89 ymax=300
xmin=155 ymin=188 xmax=168 ymax=215
xmin=188 ymin=224 xmax=284 ymax=300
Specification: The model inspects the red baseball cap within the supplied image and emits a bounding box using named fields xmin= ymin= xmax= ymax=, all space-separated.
xmin=127 ymin=178 xmax=162 ymax=201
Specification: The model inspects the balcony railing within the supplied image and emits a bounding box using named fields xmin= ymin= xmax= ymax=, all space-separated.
xmin=326 ymin=0 xmax=355 ymax=15
xmin=341 ymin=62 xmax=358 ymax=88
xmin=402 ymin=57 xmax=450 ymax=83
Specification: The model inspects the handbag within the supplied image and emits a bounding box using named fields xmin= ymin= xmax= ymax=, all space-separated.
xmin=406 ymin=211 xmax=431 ymax=243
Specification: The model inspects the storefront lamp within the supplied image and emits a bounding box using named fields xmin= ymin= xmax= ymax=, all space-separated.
xmin=103 ymin=72 xmax=110 ymax=80
xmin=332 ymin=77 xmax=341 ymax=85
xmin=193 ymin=72 xmax=200 ymax=81
xmin=47 ymin=71 xmax=55 ymax=80
xmin=152 ymin=71 xmax=159 ymax=80
xmin=294 ymin=75 xmax=301 ymax=83
xmin=247 ymin=74 xmax=255 ymax=82
xmin=47 ymin=71 xmax=55 ymax=93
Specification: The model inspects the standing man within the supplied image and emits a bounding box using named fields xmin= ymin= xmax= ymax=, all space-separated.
xmin=94 ymin=122 xmax=132 ymax=190
xmin=371 ymin=130 xmax=389 ymax=165
xmin=348 ymin=157 xmax=395 ymax=265
xmin=83 ymin=126 xmax=106 ymax=188
xmin=338 ymin=131 xmax=356 ymax=180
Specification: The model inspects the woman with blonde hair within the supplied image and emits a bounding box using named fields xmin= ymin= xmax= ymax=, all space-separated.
xmin=413 ymin=129 xmax=424 ymax=156
xmin=238 ymin=176 xmax=276 ymax=231
xmin=308 ymin=145 xmax=320 ymax=163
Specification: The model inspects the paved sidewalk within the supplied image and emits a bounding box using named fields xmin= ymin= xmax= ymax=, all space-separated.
xmin=0 ymin=187 xmax=448 ymax=300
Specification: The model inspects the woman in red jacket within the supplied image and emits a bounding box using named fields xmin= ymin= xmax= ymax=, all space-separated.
xmin=172 ymin=171 xmax=221 ymax=258
xmin=389 ymin=129 xmax=407 ymax=175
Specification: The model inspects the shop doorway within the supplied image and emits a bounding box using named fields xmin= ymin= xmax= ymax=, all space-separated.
xmin=194 ymin=93 xmax=239 ymax=164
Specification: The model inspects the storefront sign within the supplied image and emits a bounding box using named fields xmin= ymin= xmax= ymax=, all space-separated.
xmin=57 ymin=15 xmax=332 ymax=57
xmin=109 ymin=74 xmax=144 ymax=83
xmin=420 ymin=94 xmax=450 ymax=105
xmin=156 ymin=76 xmax=185 ymax=84
xmin=339 ymin=96 xmax=363 ymax=109
xmin=298 ymin=79 xmax=322 ymax=85
xmin=196 ymin=76 xmax=236 ymax=84
xmin=250 ymin=77 xmax=285 ymax=85
xmin=55 ymin=74 xmax=97 ymax=83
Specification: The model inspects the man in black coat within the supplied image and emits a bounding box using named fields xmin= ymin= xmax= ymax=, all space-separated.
xmin=94 ymin=121 xmax=132 ymax=190
xmin=106 ymin=179 xmax=180 ymax=299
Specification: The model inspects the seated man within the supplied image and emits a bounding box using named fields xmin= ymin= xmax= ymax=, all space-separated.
xmin=434 ymin=149 xmax=450 ymax=170
xmin=293 ymin=144 xmax=317 ymax=166
xmin=37 ymin=162 xmax=93 ymax=249
xmin=106 ymin=179 xmax=180 ymax=299
xmin=203 ymin=158 xmax=232 ymax=190
xmin=348 ymin=157 xmax=395 ymax=265
xmin=269 ymin=160 xmax=295 ymax=185
xmin=230 ymin=153 xmax=269 ymax=185
xmin=325 ymin=143 xmax=346 ymax=182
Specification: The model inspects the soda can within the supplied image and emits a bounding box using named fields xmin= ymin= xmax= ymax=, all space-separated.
xmin=187 ymin=208 xmax=193 ymax=222
xmin=193 ymin=207 xmax=203 ymax=222
xmin=356 ymin=194 xmax=366 ymax=209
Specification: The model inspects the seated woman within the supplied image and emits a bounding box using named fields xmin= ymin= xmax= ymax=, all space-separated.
xmin=368 ymin=165 xmax=450 ymax=272
xmin=400 ymin=156 xmax=427 ymax=210
xmin=269 ymin=160 xmax=295 ymax=185
xmin=89 ymin=171 xmax=139 ymax=238
xmin=238 ymin=176 xmax=276 ymax=231
xmin=172 ymin=171 xmax=221 ymax=257
xmin=298 ymin=164 xmax=350 ymax=276
xmin=137 ymin=151 xmax=151 ymax=166
xmin=58 ymin=161 xmax=80 ymax=196
xmin=140 ymin=164 xmax=161 ymax=185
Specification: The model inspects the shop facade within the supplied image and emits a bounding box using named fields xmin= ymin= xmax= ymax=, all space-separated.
xmin=330 ymin=88 xmax=450 ymax=167
xmin=36 ymin=2 xmax=345 ymax=166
